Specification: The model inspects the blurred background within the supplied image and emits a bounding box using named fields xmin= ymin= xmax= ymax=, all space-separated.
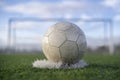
xmin=0 ymin=0 xmax=120 ymax=54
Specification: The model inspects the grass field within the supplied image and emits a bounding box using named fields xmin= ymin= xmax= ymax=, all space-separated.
xmin=0 ymin=53 xmax=120 ymax=80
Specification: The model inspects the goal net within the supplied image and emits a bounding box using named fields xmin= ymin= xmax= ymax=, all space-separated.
xmin=8 ymin=18 xmax=114 ymax=54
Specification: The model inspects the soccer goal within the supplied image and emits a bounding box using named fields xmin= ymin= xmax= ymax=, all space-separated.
xmin=7 ymin=17 xmax=114 ymax=54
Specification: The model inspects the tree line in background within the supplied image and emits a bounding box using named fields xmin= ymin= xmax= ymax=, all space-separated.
xmin=0 ymin=44 xmax=120 ymax=54
xmin=86 ymin=44 xmax=120 ymax=54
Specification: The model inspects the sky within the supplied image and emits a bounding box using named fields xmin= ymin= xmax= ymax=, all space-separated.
xmin=0 ymin=0 xmax=120 ymax=48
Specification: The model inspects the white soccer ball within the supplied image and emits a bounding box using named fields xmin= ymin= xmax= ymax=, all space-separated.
xmin=42 ymin=22 xmax=87 ymax=64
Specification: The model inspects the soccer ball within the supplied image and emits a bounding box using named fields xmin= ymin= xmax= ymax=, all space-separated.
xmin=42 ymin=22 xmax=87 ymax=64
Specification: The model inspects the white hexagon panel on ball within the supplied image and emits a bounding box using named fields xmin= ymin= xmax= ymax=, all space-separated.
xmin=42 ymin=22 xmax=87 ymax=64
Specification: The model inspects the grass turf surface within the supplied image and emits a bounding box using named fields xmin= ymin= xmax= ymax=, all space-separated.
xmin=0 ymin=53 xmax=120 ymax=80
